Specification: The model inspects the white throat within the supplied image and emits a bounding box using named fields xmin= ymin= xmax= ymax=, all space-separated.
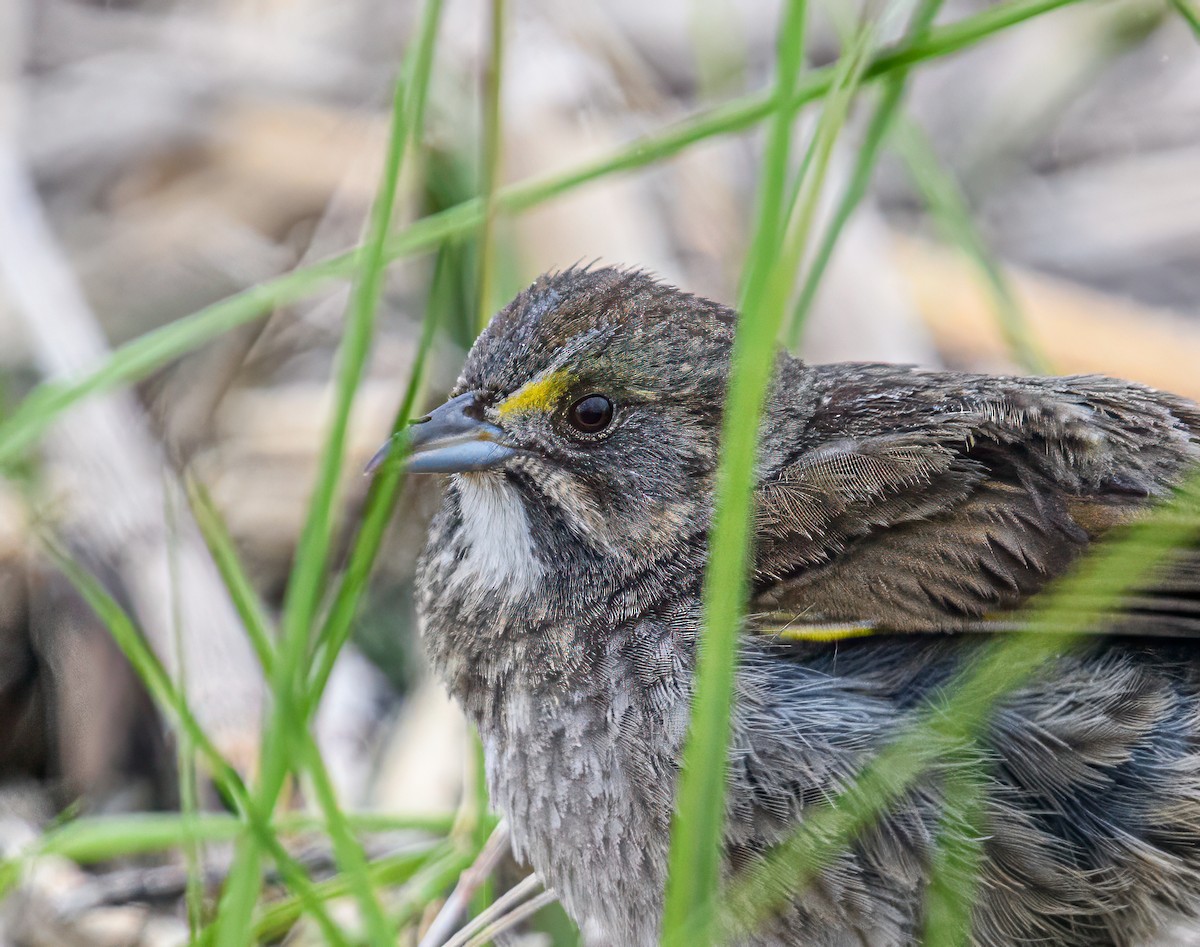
xmin=453 ymin=473 xmax=542 ymax=597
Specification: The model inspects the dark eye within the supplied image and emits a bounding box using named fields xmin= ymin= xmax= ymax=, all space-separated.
xmin=567 ymin=394 xmax=614 ymax=434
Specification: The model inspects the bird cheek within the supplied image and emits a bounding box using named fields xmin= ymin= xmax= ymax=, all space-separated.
xmin=645 ymin=502 xmax=694 ymax=539
xmin=498 ymin=417 xmax=548 ymax=455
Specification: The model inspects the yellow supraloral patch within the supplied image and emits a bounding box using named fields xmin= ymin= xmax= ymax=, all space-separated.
xmin=497 ymin=368 xmax=573 ymax=418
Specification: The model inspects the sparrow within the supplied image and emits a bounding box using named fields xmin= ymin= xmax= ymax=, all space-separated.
xmin=375 ymin=266 xmax=1200 ymax=946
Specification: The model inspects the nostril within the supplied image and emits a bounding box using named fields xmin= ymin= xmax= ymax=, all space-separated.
xmin=461 ymin=395 xmax=489 ymax=422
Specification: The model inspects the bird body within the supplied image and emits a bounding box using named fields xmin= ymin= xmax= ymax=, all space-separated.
xmin=403 ymin=267 xmax=1200 ymax=945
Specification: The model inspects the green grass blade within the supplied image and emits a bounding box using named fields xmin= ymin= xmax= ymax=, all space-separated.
xmin=476 ymin=0 xmax=506 ymax=332
xmin=0 ymin=813 xmax=269 ymax=898
xmin=277 ymin=83 xmax=408 ymax=674
xmin=177 ymin=671 xmax=206 ymax=935
xmin=405 ymin=0 xmax=445 ymax=136
xmin=497 ymin=0 xmax=1078 ymax=220
xmin=785 ymin=0 xmax=945 ymax=351
xmin=306 ymin=0 xmax=446 ymax=708
xmin=187 ymin=477 xmax=277 ymax=673
xmin=390 ymin=845 xmax=478 ymax=931
xmin=275 ymin=0 xmax=443 ymax=668
xmin=219 ymin=3 xmax=444 ymax=938
xmin=306 ymin=292 xmax=439 ymax=704
xmin=0 ymin=0 xmax=1083 ymax=477
xmin=217 ymin=4 xmax=448 ymax=934
xmin=214 ymin=826 xmax=265 ymax=945
xmin=164 ymin=485 xmax=205 ymax=936
xmin=736 ymin=0 xmax=808 ymax=311
xmin=0 ymin=257 xmax=343 ymax=472
xmin=12 ymin=811 xmax=452 ymax=866
xmin=186 ymin=472 xmax=394 ymax=940
xmin=44 ymin=538 xmax=237 ymax=782
xmin=719 ymin=476 xmax=1200 ymax=937
xmin=664 ymin=1 xmax=899 ymax=939
xmin=253 ymin=843 xmax=445 ymax=942
xmin=920 ymin=760 xmax=988 ymax=947
xmin=189 ymin=479 xmax=393 ymax=942
xmin=44 ymin=814 xmax=251 ymax=861
xmin=467 ymin=732 xmax=494 ymax=911
xmin=43 ymin=541 xmax=351 ymax=946
xmin=661 ymin=2 xmax=809 ymax=940
xmin=775 ymin=13 xmax=886 ymax=349
xmin=1169 ymin=0 xmax=1200 ymax=37
xmin=299 ymin=736 xmax=395 ymax=945
xmin=892 ymin=116 xmax=1050 ymax=373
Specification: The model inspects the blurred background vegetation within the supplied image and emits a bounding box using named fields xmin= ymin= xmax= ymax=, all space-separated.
xmin=0 ymin=0 xmax=1198 ymax=943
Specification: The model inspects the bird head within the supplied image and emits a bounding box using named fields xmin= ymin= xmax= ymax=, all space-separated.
xmin=373 ymin=267 xmax=739 ymax=558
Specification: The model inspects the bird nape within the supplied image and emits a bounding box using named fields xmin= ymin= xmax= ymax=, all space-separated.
xmin=373 ymin=265 xmax=1200 ymax=947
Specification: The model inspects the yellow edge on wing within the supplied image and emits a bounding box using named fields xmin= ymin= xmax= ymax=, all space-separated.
xmin=497 ymin=368 xmax=573 ymax=418
xmin=777 ymin=624 xmax=877 ymax=643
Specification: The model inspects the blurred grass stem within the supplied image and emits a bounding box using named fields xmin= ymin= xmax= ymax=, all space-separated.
xmin=893 ymin=117 xmax=1049 ymax=373
xmin=784 ymin=0 xmax=944 ymax=351
xmin=663 ymin=0 xmax=824 ymax=939
xmin=476 ymin=0 xmax=506 ymax=332
xmin=0 ymin=0 xmax=1084 ymax=475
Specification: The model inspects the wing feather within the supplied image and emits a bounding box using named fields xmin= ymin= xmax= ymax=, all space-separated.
xmin=751 ymin=365 xmax=1200 ymax=637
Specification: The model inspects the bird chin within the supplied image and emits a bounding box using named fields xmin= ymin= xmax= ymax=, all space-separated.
xmin=452 ymin=474 xmax=543 ymax=598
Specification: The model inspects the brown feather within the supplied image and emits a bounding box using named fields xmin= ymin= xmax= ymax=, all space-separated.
xmin=751 ymin=364 xmax=1200 ymax=636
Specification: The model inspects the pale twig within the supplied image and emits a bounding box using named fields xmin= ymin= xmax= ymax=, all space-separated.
xmin=461 ymin=889 xmax=558 ymax=947
xmin=441 ymin=873 xmax=548 ymax=947
xmin=417 ymin=820 xmax=510 ymax=947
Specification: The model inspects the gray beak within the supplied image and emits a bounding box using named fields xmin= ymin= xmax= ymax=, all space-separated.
xmin=365 ymin=391 xmax=519 ymax=475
